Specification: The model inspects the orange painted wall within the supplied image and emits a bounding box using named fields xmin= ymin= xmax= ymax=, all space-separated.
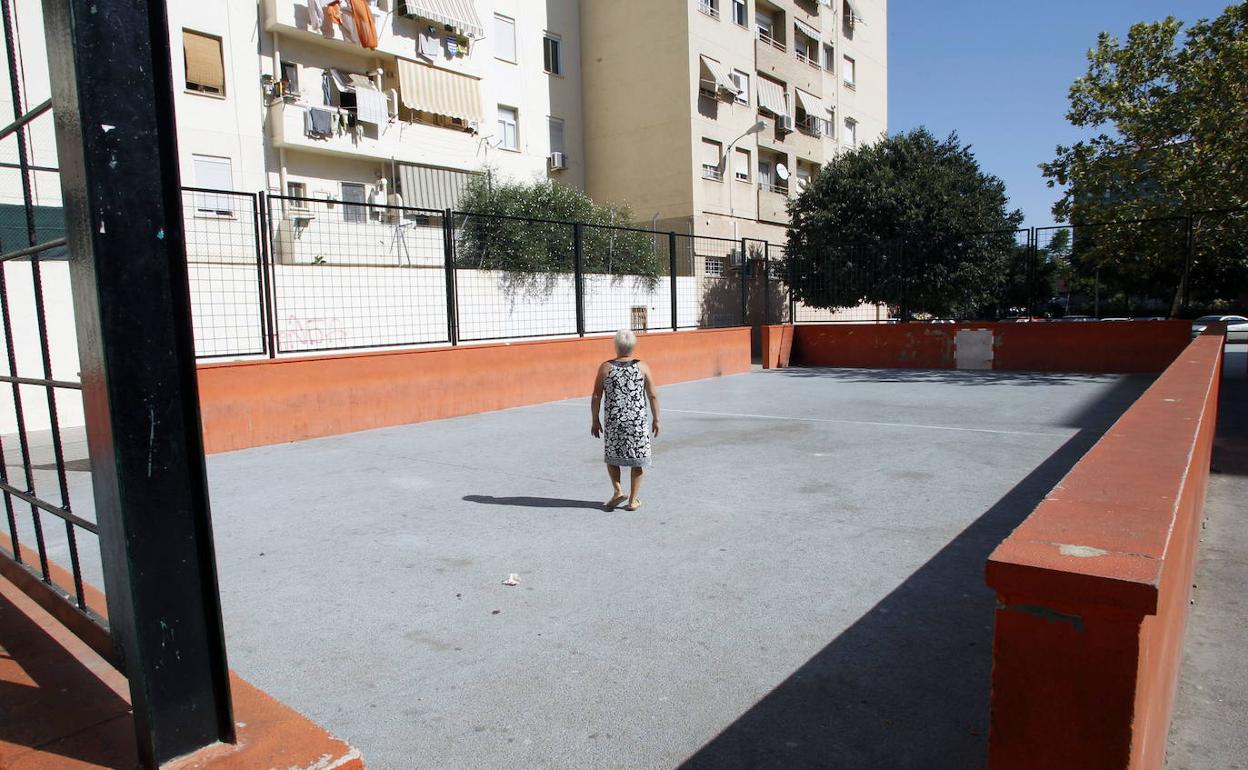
xmin=197 ymin=328 xmax=751 ymax=453
xmin=760 ymin=325 xmax=794 ymax=369
xmin=789 ymin=321 xmax=1191 ymax=373
xmin=983 ymin=332 xmax=1223 ymax=769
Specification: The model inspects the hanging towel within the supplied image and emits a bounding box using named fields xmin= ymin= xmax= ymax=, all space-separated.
xmin=305 ymin=106 xmax=334 ymax=136
xmin=308 ymin=0 xmax=328 ymax=32
xmin=323 ymin=0 xmax=344 ymax=37
xmin=333 ymin=0 xmax=358 ymax=43
xmin=348 ymin=0 xmax=379 ymax=49
xmin=354 ymin=87 xmax=388 ymax=126
xmin=418 ymin=25 xmax=442 ymax=59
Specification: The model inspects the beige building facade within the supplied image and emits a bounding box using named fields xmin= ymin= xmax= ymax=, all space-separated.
xmin=581 ymin=0 xmax=887 ymax=245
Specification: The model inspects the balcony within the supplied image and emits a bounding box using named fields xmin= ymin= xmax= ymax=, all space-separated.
xmin=756 ymin=36 xmax=821 ymax=96
xmin=758 ymin=182 xmax=790 ymax=224
xmin=268 ymin=99 xmax=480 ymax=169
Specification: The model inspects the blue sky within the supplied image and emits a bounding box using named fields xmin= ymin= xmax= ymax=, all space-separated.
xmin=887 ymin=0 xmax=1232 ymax=226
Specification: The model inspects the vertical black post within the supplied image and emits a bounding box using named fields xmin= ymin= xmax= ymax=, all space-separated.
xmin=42 ymin=0 xmax=234 ymax=766
xmin=255 ymin=191 xmax=277 ymax=357
xmin=442 ymin=208 xmax=459 ymax=345
xmin=739 ymin=237 xmax=748 ymax=326
xmin=669 ymin=232 xmax=678 ymax=331
xmin=1180 ymin=215 xmax=1194 ymax=318
xmin=787 ymin=244 xmax=796 ymax=324
xmin=762 ymin=246 xmax=770 ymax=325
xmin=1028 ymin=227 xmax=1038 ymax=317
xmin=573 ymin=222 xmax=585 ymax=336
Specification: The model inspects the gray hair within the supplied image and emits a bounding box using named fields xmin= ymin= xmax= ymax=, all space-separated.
xmin=614 ymin=329 xmax=637 ymax=356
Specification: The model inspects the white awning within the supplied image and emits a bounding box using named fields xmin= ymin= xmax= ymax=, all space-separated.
xmin=757 ymin=76 xmax=788 ymax=117
xmin=329 ymin=68 xmax=354 ymax=92
xmin=844 ymin=0 xmax=865 ymax=24
xmin=794 ymin=88 xmax=822 ymax=113
xmin=399 ymin=164 xmax=477 ymax=211
xmin=794 ymin=19 xmax=820 ymax=41
xmin=399 ymin=0 xmax=484 ymax=38
xmin=397 ymin=58 xmax=483 ymax=123
xmin=699 ymin=55 xmax=736 ymax=94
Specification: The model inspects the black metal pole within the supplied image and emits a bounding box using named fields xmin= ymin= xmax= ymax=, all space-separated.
xmin=573 ymin=222 xmax=585 ymax=336
xmin=41 ymin=0 xmax=234 ymax=766
xmin=255 ymin=191 xmax=277 ymax=357
xmin=762 ymin=247 xmax=770 ymax=324
xmin=786 ymin=244 xmax=796 ymax=323
xmin=669 ymin=232 xmax=678 ymax=331
xmin=739 ymin=237 xmax=748 ymax=326
xmin=443 ymin=209 xmax=459 ymax=345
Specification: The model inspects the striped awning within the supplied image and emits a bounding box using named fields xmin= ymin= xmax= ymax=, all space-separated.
xmin=757 ymin=76 xmax=788 ymax=118
xmin=794 ymin=88 xmax=822 ymax=113
xmin=397 ymin=58 xmax=483 ymax=123
xmin=399 ymin=0 xmax=484 ymax=38
xmin=699 ymin=55 xmax=735 ymax=94
xmin=794 ymin=18 xmax=820 ymax=41
xmin=844 ymin=0 xmax=865 ymax=24
xmin=399 ymin=164 xmax=477 ymax=211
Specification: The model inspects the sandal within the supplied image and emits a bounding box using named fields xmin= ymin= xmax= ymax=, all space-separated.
xmin=624 ymin=500 xmax=642 ymax=512
xmin=605 ymin=494 xmax=628 ymax=510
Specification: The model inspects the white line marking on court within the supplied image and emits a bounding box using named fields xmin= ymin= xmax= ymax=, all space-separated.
xmin=657 ymin=407 xmax=1071 ymax=438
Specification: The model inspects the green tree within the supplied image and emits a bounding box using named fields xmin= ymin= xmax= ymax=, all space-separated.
xmin=788 ymin=128 xmax=1025 ymax=318
xmin=456 ymin=170 xmax=658 ymax=286
xmin=1040 ymin=4 xmax=1248 ymax=314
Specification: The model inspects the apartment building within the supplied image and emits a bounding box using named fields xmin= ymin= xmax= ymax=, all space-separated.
xmin=581 ymin=0 xmax=887 ymax=245
xmin=1 ymin=0 xmax=585 ymax=214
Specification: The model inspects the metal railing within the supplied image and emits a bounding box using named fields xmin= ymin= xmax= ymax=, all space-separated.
xmin=757 ymin=29 xmax=787 ymax=51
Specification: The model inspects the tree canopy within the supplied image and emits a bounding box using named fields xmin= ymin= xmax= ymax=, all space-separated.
xmin=455 ymin=171 xmax=659 ymax=284
xmin=1040 ymin=4 xmax=1248 ymax=312
xmin=787 ymin=128 xmax=1024 ymax=318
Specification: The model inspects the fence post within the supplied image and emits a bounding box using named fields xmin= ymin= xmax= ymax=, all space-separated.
xmin=669 ymin=232 xmax=678 ymax=331
xmin=256 ymin=191 xmax=277 ymax=358
xmin=739 ymin=237 xmax=748 ymax=327
xmin=573 ymin=222 xmax=585 ymax=336
xmin=1180 ymin=215 xmax=1194 ymax=318
xmin=762 ymin=245 xmax=770 ymax=325
xmin=1029 ymin=227 xmax=1038 ymax=318
xmin=787 ymin=244 xmax=796 ymax=324
xmin=442 ymin=208 xmax=458 ymax=345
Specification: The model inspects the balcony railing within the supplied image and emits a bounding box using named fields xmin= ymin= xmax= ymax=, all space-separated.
xmin=795 ymin=49 xmax=820 ymax=69
xmin=796 ymin=115 xmax=825 ymax=136
xmin=698 ymin=1 xmax=720 ymax=19
xmin=757 ymin=29 xmax=787 ymax=52
xmin=759 ymin=181 xmax=789 ymax=195
xmin=702 ymin=165 xmax=724 ymax=182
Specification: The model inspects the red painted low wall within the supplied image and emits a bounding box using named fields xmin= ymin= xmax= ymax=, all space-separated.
xmin=788 ymin=321 xmax=1191 ymax=373
xmin=983 ymin=331 xmax=1223 ymax=769
xmin=761 ymin=325 xmax=794 ymax=369
xmin=196 ymin=328 xmax=751 ymax=453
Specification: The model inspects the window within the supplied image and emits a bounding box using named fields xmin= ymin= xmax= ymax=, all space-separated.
xmin=543 ymin=34 xmax=562 ymax=75
xmin=732 ymin=0 xmax=747 ymax=26
xmin=630 ymin=306 xmax=648 ymax=332
xmin=495 ymin=15 xmax=516 ymax=62
xmin=823 ymin=108 xmax=836 ymax=137
xmin=842 ymin=0 xmax=856 ymax=37
xmin=730 ymin=70 xmax=750 ymax=105
xmin=701 ymin=138 xmax=724 ymax=181
xmin=183 ymin=30 xmax=225 ymax=96
xmin=842 ymin=117 xmax=857 ymax=146
xmin=698 ymin=0 xmax=720 ymax=19
xmin=341 ymin=182 xmax=366 ymax=223
xmin=280 ymin=60 xmax=299 ymax=94
xmin=843 ymin=55 xmax=856 ymax=87
xmin=287 ymin=181 xmax=307 ymax=199
xmin=823 ymin=44 xmax=835 ymax=72
xmin=191 ymin=154 xmax=233 ymax=215
xmin=548 ymin=116 xmax=565 ymax=154
xmin=705 ymin=258 xmax=724 ymax=277
xmin=497 ymin=105 xmax=519 ymax=150
xmin=734 ymin=147 xmax=751 ymax=182
xmin=755 ymin=10 xmax=774 ymax=39
xmin=758 ymin=158 xmax=772 ymax=184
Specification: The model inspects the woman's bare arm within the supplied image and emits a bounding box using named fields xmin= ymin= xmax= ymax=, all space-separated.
xmin=641 ymin=362 xmax=660 ymax=436
xmin=591 ymin=361 xmax=609 ymax=437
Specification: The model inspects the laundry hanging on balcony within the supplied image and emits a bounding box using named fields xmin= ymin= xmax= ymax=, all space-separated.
xmin=347 ymin=0 xmax=379 ymax=49
xmin=396 ymin=58 xmax=483 ymax=124
xmin=328 ymin=69 xmax=388 ymax=126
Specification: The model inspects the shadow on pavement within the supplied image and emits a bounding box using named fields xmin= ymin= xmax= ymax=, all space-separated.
xmin=1212 ymin=378 xmax=1248 ymax=477
xmin=677 ymin=376 xmax=1151 ymax=770
xmin=462 ymin=495 xmax=608 ymax=511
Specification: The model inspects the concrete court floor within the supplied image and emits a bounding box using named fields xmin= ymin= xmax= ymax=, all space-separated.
xmin=7 ymin=366 xmax=1152 ymax=769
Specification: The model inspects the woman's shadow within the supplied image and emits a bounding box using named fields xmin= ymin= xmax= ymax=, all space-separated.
xmin=462 ymin=495 xmax=608 ymax=511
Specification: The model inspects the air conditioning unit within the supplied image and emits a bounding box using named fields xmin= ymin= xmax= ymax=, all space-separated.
xmin=549 ymin=152 xmax=568 ymax=171
xmin=777 ymin=115 xmax=795 ymax=134
xmin=386 ymin=88 xmax=398 ymax=118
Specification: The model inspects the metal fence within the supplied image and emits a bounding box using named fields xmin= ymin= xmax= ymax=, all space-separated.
xmin=787 ymin=211 xmax=1247 ymax=323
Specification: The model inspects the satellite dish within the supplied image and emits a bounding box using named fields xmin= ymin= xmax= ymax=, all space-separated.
xmin=775 ymin=163 xmax=790 ymax=180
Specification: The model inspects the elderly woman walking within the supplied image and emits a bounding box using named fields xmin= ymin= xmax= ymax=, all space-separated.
xmin=591 ymin=330 xmax=660 ymax=511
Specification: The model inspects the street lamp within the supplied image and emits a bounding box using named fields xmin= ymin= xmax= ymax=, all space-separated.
xmin=726 ymin=120 xmax=767 ymax=224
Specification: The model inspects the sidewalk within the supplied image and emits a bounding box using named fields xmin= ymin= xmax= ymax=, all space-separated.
xmin=1166 ymin=376 xmax=1248 ymax=769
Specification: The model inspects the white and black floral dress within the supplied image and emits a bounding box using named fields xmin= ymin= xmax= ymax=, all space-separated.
xmin=603 ymin=359 xmax=651 ymax=468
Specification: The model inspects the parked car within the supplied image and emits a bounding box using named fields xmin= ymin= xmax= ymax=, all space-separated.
xmin=1191 ymin=314 xmax=1248 ymax=342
